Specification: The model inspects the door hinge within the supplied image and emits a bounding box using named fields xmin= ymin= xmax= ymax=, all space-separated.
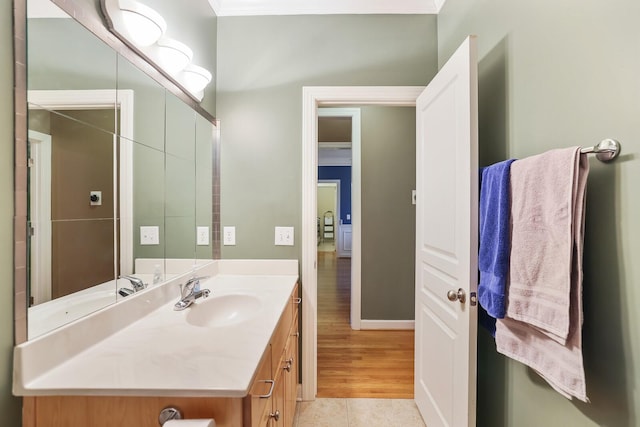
xmin=28 ymin=224 xmax=35 ymax=237
xmin=470 ymin=292 xmax=477 ymax=306
xmin=28 ymin=157 xmax=34 ymax=167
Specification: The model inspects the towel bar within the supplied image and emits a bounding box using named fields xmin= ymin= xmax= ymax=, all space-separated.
xmin=580 ymin=138 xmax=621 ymax=162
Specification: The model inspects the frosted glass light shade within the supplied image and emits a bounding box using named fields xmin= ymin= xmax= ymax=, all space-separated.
xmin=180 ymin=64 xmax=212 ymax=95
xmin=119 ymin=0 xmax=166 ymax=47
xmin=155 ymin=37 xmax=193 ymax=75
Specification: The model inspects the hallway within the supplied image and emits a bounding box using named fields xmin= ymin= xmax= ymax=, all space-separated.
xmin=316 ymin=252 xmax=415 ymax=398
xmin=292 ymin=252 xmax=424 ymax=426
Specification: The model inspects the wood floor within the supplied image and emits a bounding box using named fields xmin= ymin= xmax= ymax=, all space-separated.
xmin=316 ymin=252 xmax=415 ymax=399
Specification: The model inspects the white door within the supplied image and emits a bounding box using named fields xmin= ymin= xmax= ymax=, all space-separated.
xmin=414 ymin=36 xmax=479 ymax=427
xmin=28 ymin=130 xmax=53 ymax=305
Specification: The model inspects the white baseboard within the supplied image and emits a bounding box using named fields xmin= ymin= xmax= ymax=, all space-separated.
xmin=360 ymin=320 xmax=415 ymax=330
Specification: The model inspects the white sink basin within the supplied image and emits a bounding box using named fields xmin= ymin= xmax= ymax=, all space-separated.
xmin=185 ymin=294 xmax=262 ymax=327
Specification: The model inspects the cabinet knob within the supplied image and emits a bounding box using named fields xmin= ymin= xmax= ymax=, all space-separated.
xmin=283 ymin=357 xmax=293 ymax=372
xmin=269 ymin=410 xmax=280 ymax=421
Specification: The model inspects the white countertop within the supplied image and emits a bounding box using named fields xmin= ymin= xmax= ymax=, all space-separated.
xmin=14 ymin=259 xmax=299 ymax=397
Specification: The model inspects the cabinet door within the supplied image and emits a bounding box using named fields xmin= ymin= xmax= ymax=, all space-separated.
xmin=283 ymin=317 xmax=299 ymax=427
xmin=270 ymin=370 xmax=286 ymax=427
xmin=248 ymin=347 xmax=273 ymax=427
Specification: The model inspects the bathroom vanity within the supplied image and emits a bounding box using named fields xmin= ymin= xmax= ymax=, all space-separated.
xmin=14 ymin=260 xmax=300 ymax=427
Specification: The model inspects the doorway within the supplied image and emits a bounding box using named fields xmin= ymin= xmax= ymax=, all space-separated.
xmin=317 ymin=181 xmax=339 ymax=253
xmin=303 ymin=88 xmax=424 ymax=400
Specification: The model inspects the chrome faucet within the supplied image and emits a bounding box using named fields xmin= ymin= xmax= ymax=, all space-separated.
xmin=173 ymin=276 xmax=210 ymax=311
xmin=119 ymin=275 xmax=147 ymax=292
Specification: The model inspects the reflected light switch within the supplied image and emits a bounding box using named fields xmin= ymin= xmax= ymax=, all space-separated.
xmin=140 ymin=226 xmax=159 ymax=245
xmin=197 ymin=226 xmax=210 ymax=246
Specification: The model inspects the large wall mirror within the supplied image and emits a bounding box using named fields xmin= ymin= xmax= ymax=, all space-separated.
xmin=21 ymin=0 xmax=220 ymax=339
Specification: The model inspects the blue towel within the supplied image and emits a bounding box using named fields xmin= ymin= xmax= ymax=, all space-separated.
xmin=478 ymin=159 xmax=516 ymax=327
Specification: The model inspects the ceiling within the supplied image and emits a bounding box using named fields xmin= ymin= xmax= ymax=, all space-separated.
xmin=207 ymin=0 xmax=446 ymax=16
xmin=29 ymin=0 xmax=445 ymax=18
xmin=28 ymin=0 xmax=67 ymax=18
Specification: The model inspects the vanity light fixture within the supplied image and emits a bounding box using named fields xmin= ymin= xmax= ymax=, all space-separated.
xmin=101 ymin=0 xmax=213 ymax=102
xmin=153 ymin=37 xmax=193 ymax=75
xmin=179 ymin=64 xmax=212 ymax=101
xmin=102 ymin=0 xmax=167 ymax=47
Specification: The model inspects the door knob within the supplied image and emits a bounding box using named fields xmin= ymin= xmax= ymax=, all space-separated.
xmin=447 ymin=288 xmax=466 ymax=303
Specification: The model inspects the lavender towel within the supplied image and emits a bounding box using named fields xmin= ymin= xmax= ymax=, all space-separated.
xmin=496 ymin=147 xmax=589 ymax=402
xmin=478 ymin=159 xmax=516 ymax=321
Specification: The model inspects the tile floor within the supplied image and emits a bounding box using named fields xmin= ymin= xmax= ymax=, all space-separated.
xmin=293 ymin=398 xmax=426 ymax=427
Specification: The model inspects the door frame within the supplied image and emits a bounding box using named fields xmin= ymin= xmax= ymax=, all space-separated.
xmin=28 ymin=89 xmax=135 ymax=276
xmin=28 ymin=130 xmax=52 ymax=305
xmin=301 ymin=86 xmax=424 ymax=400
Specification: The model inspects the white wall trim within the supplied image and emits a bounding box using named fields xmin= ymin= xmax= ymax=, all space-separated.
xmin=360 ymin=320 xmax=415 ymax=330
xmin=318 ymin=148 xmax=352 ymax=167
xmin=337 ymin=223 xmax=352 ymax=258
xmin=433 ymin=0 xmax=448 ymax=13
xmin=319 ymin=142 xmax=351 ymax=149
xmin=301 ymin=86 xmax=423 ymax=401
xmin=213 ymin=0 xmax=438 ymax=16
xmin=28 ymin=89 xmax=135 ymax=276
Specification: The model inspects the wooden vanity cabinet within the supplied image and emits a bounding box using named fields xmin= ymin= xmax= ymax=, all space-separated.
xmin=247 ymin=284 xmax=300 ymax=427
xmin=22 ymin=284 xmax=300 ymax=427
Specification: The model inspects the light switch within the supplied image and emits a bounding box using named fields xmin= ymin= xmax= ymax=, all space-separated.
xmin=275 ymin=226 xmax=294 ymax=246
xmin=223 ymin=226 xmax=236 ymax=246
xmin=140 ymin=226 xmax=159 ymax=245
xmin=197 ymin=226 xmax=210 ymax=246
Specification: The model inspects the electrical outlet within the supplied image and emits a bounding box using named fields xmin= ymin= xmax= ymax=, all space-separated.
xmin=197 ymin=226 xmax=210 ymax=246
xmin=275 ymin=226 xmax=294 ymax=246
xmin=223 ymin=226 xmax=236 ymax=246
xmin=140 ymin=226 xmax=159 ymax=245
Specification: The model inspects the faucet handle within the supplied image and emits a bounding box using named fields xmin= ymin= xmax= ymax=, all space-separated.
xmin=119 ymin=275 xmax=147 ymax=292
xmin=180 ymin=276 xmax=209 ymax=298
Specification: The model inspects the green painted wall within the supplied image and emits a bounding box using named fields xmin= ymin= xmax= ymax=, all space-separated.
xmin=360 ymin=106 xmax=416 ymax=320
xmin=216 ymin=15 xmax=436 ymax=270
xmin=1 ymin=3 xmax=22 ymax=427
xmin=217 ymin=15 xmax=435 ymax=320
xmin=438 ymin=1 xmax=640 ymax=425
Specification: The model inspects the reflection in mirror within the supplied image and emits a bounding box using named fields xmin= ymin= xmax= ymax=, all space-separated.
xmin=117 ymin=52 xmax=167 ymax=281
xmin=25 ymin=0 xmax=218 ymax=339
xmin=196 ymin=113 xmax=214 ymax=261
xmin=165 ymin=93 xmax=196 ymax=263
xmin=27 ymin=108 xmax=119 ymax=338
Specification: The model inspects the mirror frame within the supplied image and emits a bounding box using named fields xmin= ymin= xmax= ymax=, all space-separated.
xmin=13 ymin=0 xmax=221 ymax=345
